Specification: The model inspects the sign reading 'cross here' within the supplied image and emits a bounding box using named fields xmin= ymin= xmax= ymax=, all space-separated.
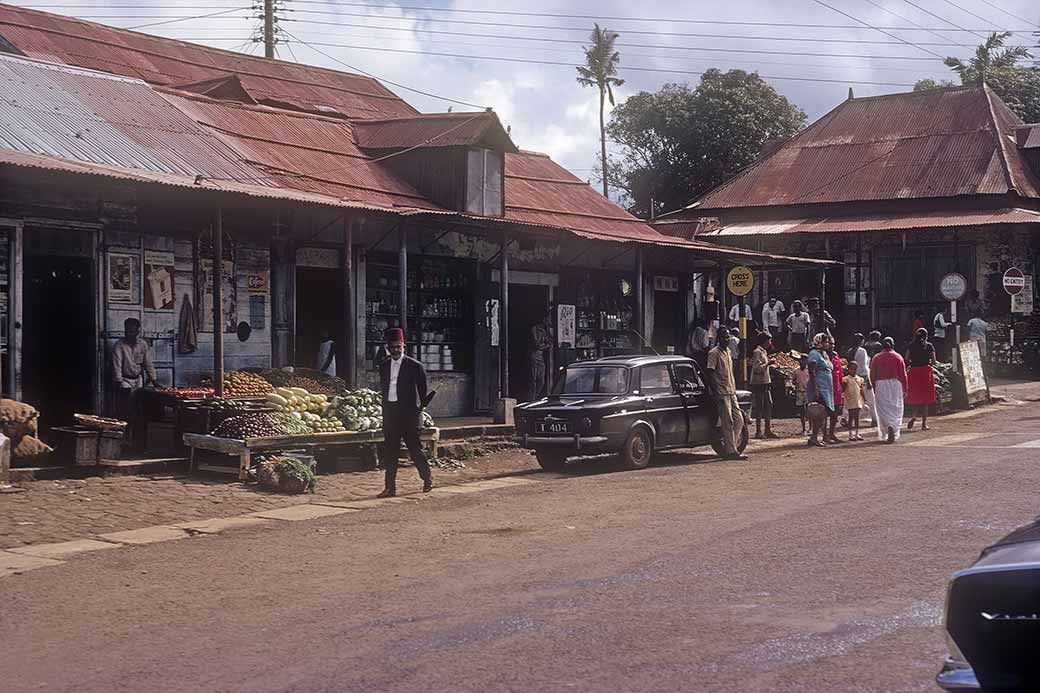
xmin=1004 ymin=267 xmax=1026 ymax=296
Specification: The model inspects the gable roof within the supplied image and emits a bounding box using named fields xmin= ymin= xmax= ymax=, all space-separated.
xmin=0 ymin=2 xmax=415 ymax=119
xmin=354 ymin=112 xmax=518 ymax=153
xmin=687 ymin=86 xmax=1040 ymax=213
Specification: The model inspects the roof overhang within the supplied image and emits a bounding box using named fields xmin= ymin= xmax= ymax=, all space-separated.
xmin=700 ymin=208 xmax=1040 ymax=237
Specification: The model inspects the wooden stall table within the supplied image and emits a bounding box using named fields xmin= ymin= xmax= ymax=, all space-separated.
xmin=183 ymin=428 xmax=441 ymax=481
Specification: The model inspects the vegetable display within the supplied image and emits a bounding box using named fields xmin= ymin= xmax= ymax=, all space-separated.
xmin=223 ymin=371 xmax=273 ymax=397
xmin=210 ymin=413 xmax=282 ymax=439
xmin=156 ymin=386 xmax=215 ymax=399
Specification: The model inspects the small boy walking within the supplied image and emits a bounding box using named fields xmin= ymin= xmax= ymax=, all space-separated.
xmin=795 ymin=354 xmax=810 ymax=435
xmin=842 ymin=360 xmax=867 ymax=441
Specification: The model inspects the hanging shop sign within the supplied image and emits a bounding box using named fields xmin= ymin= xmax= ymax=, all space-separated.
xmin=107 ymin=251 xmax=140 ymax=305
xmin=726 ymin=266 xmax=754 ymax=297
xmin=144 ymin=251 xmax=175 ymax=310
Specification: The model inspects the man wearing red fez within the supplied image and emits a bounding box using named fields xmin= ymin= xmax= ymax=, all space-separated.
xmin=378 ymin=327 xmax=433 ymax=497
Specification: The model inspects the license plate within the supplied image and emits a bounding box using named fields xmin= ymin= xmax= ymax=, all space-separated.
xmin=536 ymin=421 xmax=570 ymax=434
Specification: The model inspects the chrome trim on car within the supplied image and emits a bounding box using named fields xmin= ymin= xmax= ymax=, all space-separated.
xmin=524 ymin=435 xmax=608 ymax=447
xmin=936 ymin=656 xmax=980 ymax=690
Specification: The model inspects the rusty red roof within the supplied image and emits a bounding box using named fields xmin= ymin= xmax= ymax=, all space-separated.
xmin=0 ymin=2 xmax=415 ymax=119
xmin=686 ymin=86 xmax=1040 ymax=213
xmin=689 ymin=208 xmax=1040 ymax=236
xmin=354 ymin=112 xmax=518 ymax=153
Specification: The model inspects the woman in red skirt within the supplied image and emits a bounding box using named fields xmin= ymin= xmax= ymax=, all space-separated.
xmin=905 ymin=327 xmax=936 ymax=430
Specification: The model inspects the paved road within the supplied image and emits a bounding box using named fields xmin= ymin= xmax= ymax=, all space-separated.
xmin=5 ymin=388 xmax=1040 ymax=692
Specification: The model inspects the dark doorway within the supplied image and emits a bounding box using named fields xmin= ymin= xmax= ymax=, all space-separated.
xmin=507 ymin=283 xmax=549 ymax=403
xmin=23 ymin=253 xmax=95 ymax=431
xmin=295 ymin=267 xmax=343 ymax=371
xmin=653 ymin=289 xmax=683 ymax=354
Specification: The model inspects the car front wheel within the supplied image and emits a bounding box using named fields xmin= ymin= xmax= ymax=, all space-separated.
xmin=535 ymin=450 xmax=567 ymax=472
xmin=620 ymin=426 xmax=653 ymax=470
xmin=710 ymin=421 xmax=750 ymax=457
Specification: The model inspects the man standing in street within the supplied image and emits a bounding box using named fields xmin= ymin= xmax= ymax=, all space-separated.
xmin=761 ymin=297 xmax=785 ymax=343
xmin=706 ymin=326 xmax=748 ymax=461
xmin=807 ymin=297 xmax=836 ymax=340
xmin=111 ymin=317 xmax=157 ymax=449
xmin=378 ymin=328 xmax=433 ymax=497
xmin=870 ymin=337 xmax=908 ymax=444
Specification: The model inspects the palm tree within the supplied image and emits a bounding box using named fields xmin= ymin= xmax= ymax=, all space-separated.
xmin=577 ymin=24 xmax=624 ymax=199
xmin=944 ymin=31 xmax=1031 ymax=85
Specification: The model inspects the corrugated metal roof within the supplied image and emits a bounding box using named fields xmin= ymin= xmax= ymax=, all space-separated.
xmin=689 ymin=86 xmax=1040 ymax=212
xmin=354 ymin=112 xmax=518 ymax=153
xmin=700 ymin=208 xmax=1040 ymax=236
xmin=0 ymin=3 xmax=415 ymax=119
xmin=1017 ymin=124 xmax=1040 ymax=149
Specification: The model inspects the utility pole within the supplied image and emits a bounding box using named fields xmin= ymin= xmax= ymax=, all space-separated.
xmin=263 ymin=0 xmax=275 ymax=58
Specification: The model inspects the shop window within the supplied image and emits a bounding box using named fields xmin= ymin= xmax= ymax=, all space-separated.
xmin=640 ymin=364 xmax=673 ymax=394
xmin=466 ymin=148 xmax=504 ymax=217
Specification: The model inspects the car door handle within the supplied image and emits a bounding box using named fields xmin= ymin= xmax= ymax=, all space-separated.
xmin=644 ymin=397 xmax=654 ymax=404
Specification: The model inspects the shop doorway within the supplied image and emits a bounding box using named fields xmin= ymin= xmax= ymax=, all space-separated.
xmin=508 ymin=283 xmax=550 ymax=402
xmin=22 ymin=253 xmax=95 ymax=430
xmin=295 ymin=267 xmax=343 ymax=372
xmin=653 ymin=288 xmax=683 ymax=354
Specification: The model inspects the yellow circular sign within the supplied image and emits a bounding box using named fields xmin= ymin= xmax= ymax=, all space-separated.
xmin=726 ymin=266 xmax=755 ymax=297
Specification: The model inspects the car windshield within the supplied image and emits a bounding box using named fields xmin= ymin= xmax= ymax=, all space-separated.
xmin=552 ymin=366 xmax=629 ymax=395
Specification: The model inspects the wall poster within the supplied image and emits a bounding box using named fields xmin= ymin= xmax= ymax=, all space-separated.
xmin=958 ymin=339 xmax=989 ymax=405
xmin=107 ymin=251 xmax=140 ymax=305
xmin=144 ymin=250 xmax=175 ymax=310
xmin=195 ymin=237 xmax=237 ymax=333
xmin=557 ymin=304 xmax=576 ymax=347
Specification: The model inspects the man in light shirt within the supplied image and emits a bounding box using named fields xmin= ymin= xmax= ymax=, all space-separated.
xmin=111 ymin=317 xmax=157 ymax=448
xmin=378 ymin=327 xmax=433 ymax=497
xmin=932 ymin=307 xmax=950 ymax=361
xmin=728 ymin=302 xmax=755 ymax=331
xmin=761 ymin=297 xmax=785 ymax=340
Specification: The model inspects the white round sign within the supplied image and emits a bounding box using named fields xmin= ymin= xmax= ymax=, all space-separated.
xmin=1004 ymin=267 xmax=1026 ymax=296
xmin=939 ymin=273 xmax=967 ymax=301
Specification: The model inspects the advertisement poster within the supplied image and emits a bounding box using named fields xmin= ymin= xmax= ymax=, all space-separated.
xmin=144 ymin=251 xmax=175 ymax=310
xmin=557 ymin=304 xmax=576 ymax=347
xmin=1012 ymin=275 xmax=1034 ymax=315
xmin=959 ymin=340 xmax=989 ymax=405
xmin=199 ymin=258 xmax=237 ymax=333
xmin=108 ymin=252 xmax=139 ymax=304
xmin=247 ymin=272 xmax=269 ymax=295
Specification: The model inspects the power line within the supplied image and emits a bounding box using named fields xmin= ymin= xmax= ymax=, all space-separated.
xmin=856 ymin=0 xmax=963 ymax=45
xmin=280 ymin=0 xmax=1017 ymax=33
xmin=808 ymin=0 xmax=946 ymax=58
xmin=896 ymin=0 xmax=987 ymax=39
xmin=127 ymin=8 xmax=252 ymax=31
xmin=936 ymin=0 xmax=1007 ymax=32
xmin=283 ymin=19 xmax=944 ymax=62
xmin=280 ymin=28 xmax=489 ymax=110
xmin=973 ymin=0 xmax=1040 ymax=29
xmin=284 ymin=38 xmax=923 ymax=86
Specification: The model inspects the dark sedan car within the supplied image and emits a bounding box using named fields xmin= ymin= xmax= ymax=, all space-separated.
xmin=514 ymin=355 xmax=751 ymax=471
xmin=937 ymin=519 xmax=1040 ymax=691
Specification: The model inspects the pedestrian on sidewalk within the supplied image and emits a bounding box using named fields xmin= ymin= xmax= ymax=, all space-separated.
xmin=111 ymin=317 xmax=157 ymax=450
xmin=905 ymin=327 xmax=936 ymax=431
xmin=750 ymin=332 xmax=776 ymax=439
xmin=870 ymin=337 xmax=908 ymax=444
xmin=827 ymin=341 xmax=844 ymax=444
xmin=847 ymin=333 xmax=872 ymax=426
xmin=706 ymin=326 xmax=748 ymax=460
xmin=795 ymin=354 xmax=810 ymax=435
xmin=806 ymin=333 xmax=835 ymax=448
xmin=786 ymin=300 xmax=811 ymax=353
xmin=378 ymin=327 xmax=433 ymax=498
xmin=761 ymin=297 xmax=784 ymax=341
xmin=933 ymin=306 xmax=950 ymax=361
xmin=807 ymin=297 xmax=836 ymax=340
xmin=912 ymin=310 xmax=926 ymax=339
xmin=687 ymin=318 xmax=709 ymax=369
xmin=842 ymin=360 xmax=867 ymax=441
xmin=967 ymin=314 xmax=990 ymax=360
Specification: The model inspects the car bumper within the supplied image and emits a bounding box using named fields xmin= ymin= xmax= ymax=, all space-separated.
xmin=936 ymin=657 xmax=979 ymax=690
xmin=520 ymin=434 xmax=611 ymax=452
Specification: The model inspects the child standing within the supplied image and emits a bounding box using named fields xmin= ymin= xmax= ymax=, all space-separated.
xmin=794 ymin=354 xmax=810 ymax=435
xmin=842 ymin=360 xmax=867 ymax=441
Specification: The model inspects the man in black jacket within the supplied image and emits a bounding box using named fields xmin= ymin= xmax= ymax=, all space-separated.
xmin=377 ymin=328 xmax=433 ymax=497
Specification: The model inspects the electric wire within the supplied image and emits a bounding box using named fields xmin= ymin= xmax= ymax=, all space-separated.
xmin=896 ymin=0 xmax=987 ymax=39
xmin=936 ymin=0 xmax=1007 ymax=32
xmin=856 ymin=0 xmax=963 ymax=45
xmin=129 ymin=8 xmax=253 ymax=31
xmin=808 ymin=0 xmax=945 ymax=58
xmin=973 ymin=0 xmax=1040 ymax=29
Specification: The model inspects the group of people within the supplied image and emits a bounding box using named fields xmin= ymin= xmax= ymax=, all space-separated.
xmin=794 ymin=329 xmax=938 ymax=446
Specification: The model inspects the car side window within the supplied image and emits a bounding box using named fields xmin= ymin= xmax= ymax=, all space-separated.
xmin=640 ymin=364 xmax=674 ymax=394
xmin=672 ymin=363 xmax=702 ymax=392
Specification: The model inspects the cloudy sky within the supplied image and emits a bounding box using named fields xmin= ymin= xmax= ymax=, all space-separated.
xmin=11 ymin=0 xmax=1040 ymax=193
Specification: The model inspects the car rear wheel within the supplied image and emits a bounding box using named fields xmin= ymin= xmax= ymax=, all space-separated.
xmin=535 ymin=450 xmax=567 ymax=472
xmin=710 ymin=421 xmax=750 ymax=457
xmin=620 ymin=426 xmax=653 ymax=470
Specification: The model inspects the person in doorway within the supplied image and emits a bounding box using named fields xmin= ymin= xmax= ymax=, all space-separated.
xmin=111 ymin=317 xmax=158 ymax=449
xmin=870 ymin=337 xmax=908 ymax=444
xmin=807 ymin=297 xmax=836 ymax=340
xmin=794 ymin=354 xmax=810 ymax=435
xmin=786 ymin=300 xmax=812 ymax=353
xmin=842 ymin=360 xmax=867 ymax=441
xmin=933 ymin=306 xmax=950 ymax=361
xmin=316 ymin=331 xmax=336 ymax=376
xmin=749 ymin=332 xmax=776 ymax=439
xmin=706 ymin=326 xmax=748 ymax=461
xmin=526 ymin=313 xmax=553 ymax=401
xmin=967 ymin=313 xmax=990 ymax=360
xmin=911 ymin=310 xmax=926 ymax=338
xmin=905 ymin=328 xmax=936 ymax=431
xmin=377 ymin=328 xmax=433 ymax=498
xmin=806 ymin=333 xmax=834 ymax=448
xmin=687 ymin=318 xmax=709 ymax=368
xmin=847 ymin=333 xmax=872 ymax=426
xmin=761 ymin=297 xmax=784 ymax=341
xmin=827 ymin=340 xmax=844 ymax=445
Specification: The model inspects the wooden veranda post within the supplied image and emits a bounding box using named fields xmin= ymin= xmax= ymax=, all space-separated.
xmin=635 ymin=245 xmax=644 ymax=350
xmin=213 ymin=208 xmax=224 ymax=399
xmin=398 ymin=225 xmax=408 ymax=339
xmin=500 ymin=232 xmax=510 ymax=398
xmin=341 ymin=218 xmax=355 ymax=387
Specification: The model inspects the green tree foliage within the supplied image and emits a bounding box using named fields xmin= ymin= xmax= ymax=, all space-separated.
xmin=915 ymin=32 xmax=1040 ymax=123
xmin=576 ymin=24 xmax=624 ymax=199
xmin=913 ymin=78 xmax=956 ymax=91
xmin=605 ymin=70 xmax=806 ymax=218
